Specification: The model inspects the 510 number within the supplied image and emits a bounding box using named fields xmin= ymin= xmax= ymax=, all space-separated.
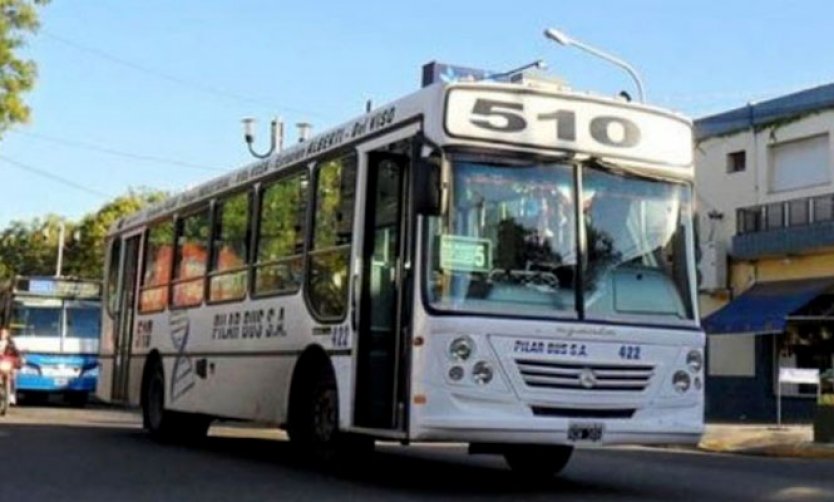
xmin=469 ymin=98 xmax=641 ymax=148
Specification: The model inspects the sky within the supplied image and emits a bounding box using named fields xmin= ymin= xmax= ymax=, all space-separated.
xmin=2 ymin=0 xmax=833 ymax=225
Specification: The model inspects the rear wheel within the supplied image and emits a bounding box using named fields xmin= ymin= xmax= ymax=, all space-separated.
xmin=503 ymin=445 xmax=574 ymax=478
xmin=142 ymin=361 xmax=210 ymax=443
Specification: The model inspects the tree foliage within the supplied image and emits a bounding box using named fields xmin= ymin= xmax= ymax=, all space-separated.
xmin=0 ymin=0 xmax=50 ymax=136
xmin=0 ymin=188 xmax=167 ymax=281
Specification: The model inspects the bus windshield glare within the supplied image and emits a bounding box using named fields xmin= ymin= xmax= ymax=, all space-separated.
xmin=11 ymin=300 xmax=102 ymax=339
xmin=425 ymin=158 xmax=694 ymax=323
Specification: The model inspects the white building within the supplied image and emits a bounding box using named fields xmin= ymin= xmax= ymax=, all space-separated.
xmin=696 ymin=84 xmax=834 ymax=421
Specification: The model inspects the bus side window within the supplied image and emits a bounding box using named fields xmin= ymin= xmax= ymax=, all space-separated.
xmin=253 ymin=172 xmax=308 ymax=296
xmin=307 ymin=154 xmax=357 ymax=320
xmin=106 ymin=237 xmax=122 ymax=316
xmin=139 ymin=220 xmax=174 ymax=313
xmin=172 ymin=208 xmax=211 ymax=308
xmin=209 ymin=191 xmax=251 ymax=302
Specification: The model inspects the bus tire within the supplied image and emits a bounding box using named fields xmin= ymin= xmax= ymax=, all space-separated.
xmin=142 ymin=360 xmax=178 ymax=441
xmin=66 ymin=391 xmax=89 ymax=408
xmin=288 ymin=364 xmax=340 ymax=461
xmin=503 ymin=445 xmax=573 ymax=478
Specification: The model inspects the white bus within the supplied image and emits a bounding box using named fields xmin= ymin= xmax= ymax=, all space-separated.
xmin=98 ymin=63 xmax=703 ymax=476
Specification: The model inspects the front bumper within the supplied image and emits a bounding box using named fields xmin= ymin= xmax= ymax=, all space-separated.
xmin=413 ymin=405 xmax=704 ymax=446
xmin=16 ymin=374 xmax=97 ymax=393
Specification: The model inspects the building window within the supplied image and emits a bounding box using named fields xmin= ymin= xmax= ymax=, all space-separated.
xmin=172 ymin=209 xmax=210 ymax=307
xmin=209 ymin=191 xmax=251 ymax=302
xmin=254 ymin=172 xmax=309 ymax=296
xmin=307 ymin=155 xmax=357 ymax=320
xmin=765 ymin=203 xmax=784 ymax=230
xmin=769 ymin=134 xmax=830 ymax=193
xmin=139 ymin=220 xmax=174 ymax=312
xmin=814 ymin=195 xmax=834 ymax=222
xmin=727 ymin=150 xmax=746 ymax=173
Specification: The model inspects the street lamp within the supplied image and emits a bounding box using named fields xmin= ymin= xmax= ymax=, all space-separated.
xmin=544 ymin=28 xmax=646 ymax=103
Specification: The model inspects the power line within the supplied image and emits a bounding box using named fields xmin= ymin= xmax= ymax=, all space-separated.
xmin=9 ymin=130 xmax=225 ymax=172
xmin=0 ymin=155 xmax=111 ymax=199
xmin=41 ymin=30 xmax=325 ymax=118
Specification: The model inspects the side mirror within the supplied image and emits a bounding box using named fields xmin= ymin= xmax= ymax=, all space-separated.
xmin=413 ymin=159 xmax=441 ymax=216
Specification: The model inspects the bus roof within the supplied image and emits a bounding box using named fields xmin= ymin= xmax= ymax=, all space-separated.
xmin=111 ymin=77 xmax=693 ymax=235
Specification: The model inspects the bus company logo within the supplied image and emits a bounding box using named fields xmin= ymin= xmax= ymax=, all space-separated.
xmin=169 ymin=310 xmax=195 ymax=401
xmin=578 ymin=368 xmax=597 ymax=389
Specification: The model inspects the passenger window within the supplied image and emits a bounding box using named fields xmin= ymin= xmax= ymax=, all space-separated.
xmin=307 ymin=155 xmax=357 ymax=320
xmin=209 ymin=192 xmax=250 ymax=302
xmin=172 ymin=209 xmax=210 ymax=307
xmin=139 ymin=220 xmax=174 ymax=312
xmin=106 ymin=238 xmax=122 ymax=316
xmin=254 ymin=172 xmax=308 ymax=295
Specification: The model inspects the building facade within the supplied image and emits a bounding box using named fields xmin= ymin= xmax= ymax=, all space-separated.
xmin=696 ymin=84 xmax=834 ymax=422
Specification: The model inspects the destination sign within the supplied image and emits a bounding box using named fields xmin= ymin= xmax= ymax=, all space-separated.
xmin=444 ymin=87 xmax=693 ymax=167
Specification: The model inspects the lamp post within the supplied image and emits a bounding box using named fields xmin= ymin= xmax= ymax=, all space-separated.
xmin=544 ymin=28 xmax=646 ymax=103
xmin=55 ymin=221 xmax=65 ymax=278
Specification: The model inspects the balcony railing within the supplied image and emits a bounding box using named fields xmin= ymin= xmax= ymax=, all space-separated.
xmin=737 ymin=194 xmax=834 ymax=235
xmin=733 ymin=193 xmax=834 ymax=259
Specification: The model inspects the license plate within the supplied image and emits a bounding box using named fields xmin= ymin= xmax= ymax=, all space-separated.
xmin=567 ymin=422 xmax=605 ymax=443
xmin=54 ymin=378 xmax=69 ymax=387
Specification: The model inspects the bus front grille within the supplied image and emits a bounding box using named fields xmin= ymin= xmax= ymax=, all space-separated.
xmin=515 ymin=359 xmax=654 ymax=392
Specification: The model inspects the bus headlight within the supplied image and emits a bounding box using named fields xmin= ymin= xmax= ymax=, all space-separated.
xmin=686 ymin=350 xmax=703 ymax=372
xmin=672 ymin=371 xmax=691 ymax=393
xmin=82 ymin=366 xmax=100 ymax=378
xmin=449 ymin=336 xmax=475 ymax=362
xmin=18 ymin=365 xmax=39 ymax=375
xmin=472 ymin=361 xmax=494 ymax=385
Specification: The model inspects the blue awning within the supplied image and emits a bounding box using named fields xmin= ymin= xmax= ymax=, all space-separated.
xmin=703 ymin=278 xmax=834 ymax=335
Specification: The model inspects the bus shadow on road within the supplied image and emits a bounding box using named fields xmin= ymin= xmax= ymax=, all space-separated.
xmin=126 ymin=430 xmax=639 ymax=498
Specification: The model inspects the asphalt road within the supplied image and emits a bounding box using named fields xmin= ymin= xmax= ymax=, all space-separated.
xmin=1 ymin=405 xmax=833 ymax=501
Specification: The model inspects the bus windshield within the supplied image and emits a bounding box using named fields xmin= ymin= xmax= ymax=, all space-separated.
xmin=65 ymin=301 xmax=102 ymax=339
xmin=10 ymin=299 xmax=102 ymax=339
xmin=11 ymin=301 xmax=62 ymax=337
xmin=424 ymin=157 xmax=695 ymax=323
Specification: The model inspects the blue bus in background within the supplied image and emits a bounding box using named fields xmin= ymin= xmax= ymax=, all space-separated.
xmin=1 ymin=277 xmax=101 ymax=406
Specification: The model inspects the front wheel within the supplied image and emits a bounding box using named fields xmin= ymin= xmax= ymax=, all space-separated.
xmin=288 ymin=366 xmax=347 ymax=462
xmin=503 ymin=445 xmax=574 ymax=478
xmin=66 ymin=391 xmax=89 ymax=408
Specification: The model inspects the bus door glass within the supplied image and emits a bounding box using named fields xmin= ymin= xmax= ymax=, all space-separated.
xmin=112 ymin=235 xmax=142 ymax=402
xmin=354 ymin=150 xmax=409 ymax=430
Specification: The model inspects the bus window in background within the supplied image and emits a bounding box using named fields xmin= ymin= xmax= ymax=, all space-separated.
xmin=209 ymin=191 xmax=250 ymax=302
xmin=173 ymin=209 xmax=210 ymax=307
xmin=140 ymin=220 xmax=174 ymax=312
xmin=308 ymin=156 xmax=357 ymax=320
xmin=254 ymin=172 xmax=309 ymax=296
xmin=65 ymin=301 xmax=102 ymax=339
xmin=11 ymin=300 xmax=62 ymax=337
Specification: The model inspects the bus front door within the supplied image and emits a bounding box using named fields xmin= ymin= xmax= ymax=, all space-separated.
xmin=354 ymin=151 xmax=410 ymax=430
xmin=112 ymin=235 xmax=141 ymax=402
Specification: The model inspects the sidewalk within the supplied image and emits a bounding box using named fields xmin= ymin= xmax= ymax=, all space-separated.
xmin=698 ymin=423 xmax=834 ymax=459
